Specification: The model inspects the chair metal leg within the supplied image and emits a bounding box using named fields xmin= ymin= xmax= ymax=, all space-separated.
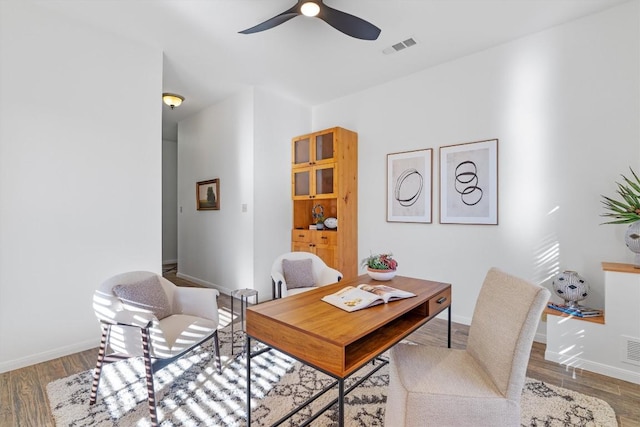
xmin=213 ymin=330 xmax=222 ymax=374
xmin=89 ymin=323 xmax=110 ymax=405
xmin=141 ymin=327 xmax=158 ymax=427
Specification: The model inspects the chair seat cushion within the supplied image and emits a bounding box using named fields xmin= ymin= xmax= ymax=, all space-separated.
xmin=282 ymin=258 xmax=315 ymax=289
xmin=393 ymin=344 xmax=500 ymax=397
xmin=387 ymin=343 xmax=519 ymax=426
xmin=113 ymin=275 xmax=172 ymax=320
xmin=150 ymin=314 xmax=217 ymax=358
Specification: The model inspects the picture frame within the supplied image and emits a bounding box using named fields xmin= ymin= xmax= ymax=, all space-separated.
xmin=387 ymin=149 xmax=432 ymax=223
xmin=196 ymin=178 xmax=220 ymax=211
xmin=439 ymin=139 xmax=498 ymax=225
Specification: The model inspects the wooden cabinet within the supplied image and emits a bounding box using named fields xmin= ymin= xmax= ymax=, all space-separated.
xmin=291 ymin=127 xmax=358 ymax=279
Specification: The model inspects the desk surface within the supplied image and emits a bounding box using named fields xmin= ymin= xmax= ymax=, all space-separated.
xmin=246 ymin=274 xmax=451 ymax=378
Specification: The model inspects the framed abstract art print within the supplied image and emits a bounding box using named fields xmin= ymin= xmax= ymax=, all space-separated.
xmin=387 ymin=149 xmax=432 ymax=223
xmin=439 ymin=139 xmax=498 ymax=225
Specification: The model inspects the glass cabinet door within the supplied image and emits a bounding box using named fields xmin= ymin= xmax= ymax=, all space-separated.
xmin=293 ymin=170 xmax=310 ymax=198
xmin=315 ymin=165 xmax=336 ymax=197
xmin=293 ymin=137 xmax=311 ymax=167
xmin=315 ymin=132 xmax=334 ymax=164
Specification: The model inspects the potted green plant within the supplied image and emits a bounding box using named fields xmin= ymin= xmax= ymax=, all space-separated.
xmin=361 ymin=253 xmax=398 ymax=281
xmin=601 ymin=167 xmax=640 ymax=267
xmin=315 ymin=215 xmax=325 ymax=230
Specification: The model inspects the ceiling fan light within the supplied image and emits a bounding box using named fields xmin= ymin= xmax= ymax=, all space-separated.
xmin=301 ymin=2 xmax=320 ymax=17
xmin=162 ymin=93 xmax=184 ymax=109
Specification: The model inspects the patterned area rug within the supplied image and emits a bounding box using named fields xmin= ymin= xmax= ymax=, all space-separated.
xmin=47 ymin=326 xmax=618 ymax=426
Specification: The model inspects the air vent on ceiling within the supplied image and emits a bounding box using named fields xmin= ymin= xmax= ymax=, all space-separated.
xmin=383 ymin=37 xmax=418 ymax=55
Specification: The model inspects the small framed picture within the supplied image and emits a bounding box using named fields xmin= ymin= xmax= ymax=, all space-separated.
xmin=387 ymin=149 xmax=432 ymax=223
xmin=196 ymin=178 xmax=220 ymax=211
xmin=439 ymin=139 xmax=498 ymax=225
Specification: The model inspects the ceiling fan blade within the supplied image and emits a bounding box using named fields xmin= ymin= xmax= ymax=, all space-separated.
xmin=239 ymin=5 xmax=299 ymax=34
xmin=319 ymin=4 xmax=381 ymax=40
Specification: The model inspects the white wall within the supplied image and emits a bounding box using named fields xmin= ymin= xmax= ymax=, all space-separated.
xmin=177 ymin=90 xmax=254 ymax=293
xmin=163 ymin=139 xmax=178 ymax=263
xmin=0 ymin=2 xmax=163 ymax=372
xmin=313 ymin=1 xmax=639 ymax=327
xmin=253 ymin=88 xmax=311 ymax=299
xmin=177 ymin=88 xmax=309 ymax=299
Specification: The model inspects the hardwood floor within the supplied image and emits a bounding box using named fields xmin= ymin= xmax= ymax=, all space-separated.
xmin=1 ymin=271 xmax=638 ymax=427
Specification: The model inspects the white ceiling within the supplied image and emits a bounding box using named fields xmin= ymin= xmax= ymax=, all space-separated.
xmin=36 ymin=0 xmax=630 ymax=141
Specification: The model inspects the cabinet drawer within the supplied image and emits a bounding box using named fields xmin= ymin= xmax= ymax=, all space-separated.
xmin=292 ymin=229 xmax=312 ymax=243
xmin=428 ymin=288 xmax=451 ymax=316
xmin=313 ymin=231 xmax=337 ymax=246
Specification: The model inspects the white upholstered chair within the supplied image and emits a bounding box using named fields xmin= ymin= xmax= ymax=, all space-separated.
xmin=385 ymin=267 xmax=550 ymax=427
xmin=270 ymin=252 xmax=343 ymax=299
xmin=90 ymin=271 xmax=221 ymax=426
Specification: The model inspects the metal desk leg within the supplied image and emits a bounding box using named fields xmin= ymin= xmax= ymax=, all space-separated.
xmin=448 ymin=304 xmax=452 ymax=349
xmin=231 ymin=295 xmax=235 ymax=354
xmin=246 ymin=335 xmax=251 ymax=426
xmin=338 ymin=378 xmax=344 ymax=427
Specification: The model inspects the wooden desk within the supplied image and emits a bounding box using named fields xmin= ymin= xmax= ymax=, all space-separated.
xmin=245 ymin=274 xmax=451 ymax=426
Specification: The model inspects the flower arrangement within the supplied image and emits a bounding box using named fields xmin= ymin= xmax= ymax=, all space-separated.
xmin=361 ymin=253 xmax=398 ymax=271
xmin=601 ymin=167 xmax=640 ymax=224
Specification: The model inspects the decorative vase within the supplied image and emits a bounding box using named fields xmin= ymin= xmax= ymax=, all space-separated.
xmin=624 ymin=221 xmax=640 ymax=268
xmin=367 ymin=267 xmax=397 ymax=281
xmin=552 ymin=270 xmax=589 ymax=309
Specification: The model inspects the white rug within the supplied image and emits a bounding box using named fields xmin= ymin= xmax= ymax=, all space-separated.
xmin=47 ymin=327 xmax=618 ymax=426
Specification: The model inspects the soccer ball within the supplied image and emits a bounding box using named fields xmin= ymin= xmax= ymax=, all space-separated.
xmin=552 ymin=270 xmax=589 ymax=308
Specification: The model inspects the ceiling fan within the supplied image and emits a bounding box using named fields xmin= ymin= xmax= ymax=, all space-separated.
xmin=238 ymin=0 xmax=381 ymax=41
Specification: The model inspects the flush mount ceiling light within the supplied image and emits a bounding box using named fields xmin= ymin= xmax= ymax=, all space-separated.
xmin=162 ymin=93 xmax=184 ymax=109
xmin=300 ymin=1 xmax=320 ymax=17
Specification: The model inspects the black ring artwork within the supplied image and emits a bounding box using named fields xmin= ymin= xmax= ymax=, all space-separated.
xmin=394 ymin=168 xmax=424 ymax=207
xmin=454 ymin=161 xmax=483 ymax=206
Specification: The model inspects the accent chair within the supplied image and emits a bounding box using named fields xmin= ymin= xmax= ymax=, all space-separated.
xmin=270 ymin=252 xmax=342 ymax=299
xmin=385 ymin=267 xmax=550 ymax=427
xmin=90 ymin=271 xmax=221 ymax=426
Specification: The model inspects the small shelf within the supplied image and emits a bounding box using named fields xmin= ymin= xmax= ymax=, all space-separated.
xmin=544 ymin=306 xmax=605 ymax=324
xmin=602 ymin=262 xmax=640 ymax=275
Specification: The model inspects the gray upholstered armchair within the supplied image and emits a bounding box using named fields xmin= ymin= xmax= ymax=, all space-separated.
xmin=385 ymin=267 xmax=550 ymax=427
xmin=271 ymin=252 xmax=342 ymax=299
xmin=90 ymin=271 xmax=221 ymax=426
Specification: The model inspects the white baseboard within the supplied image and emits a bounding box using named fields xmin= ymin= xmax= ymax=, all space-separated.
xmin=175 ymin=272 xmax=233 ymax=296
xmin=162 ymin=259 xmax=178 ymax=265
xmin=545 ymin=350 xmax=640 ymax=385
xmin=0 ymin=338 xmax=97 ymax=374
xmin=534 ymin=331 xmax=547 ymax=344
xmin=450 ymin=313 xmax=471 ymax=326
xmin=438 ymin=312 xmax=547 ymax=344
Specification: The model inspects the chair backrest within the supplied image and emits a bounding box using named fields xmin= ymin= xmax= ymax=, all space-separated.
xmin=93 ymin=271 xmax=176 ymax=324
xmin=467 ymin=267 xmax=550 ymax=401
xmin=271 ymin=252 xmax=331 ymax=285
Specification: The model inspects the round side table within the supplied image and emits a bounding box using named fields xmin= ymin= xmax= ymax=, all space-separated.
xmin=230 ymin=288 xmax=259 ymax=354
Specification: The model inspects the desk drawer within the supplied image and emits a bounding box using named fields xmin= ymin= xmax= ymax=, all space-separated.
xmin=428 ymin=288 xmax=451 ymax=316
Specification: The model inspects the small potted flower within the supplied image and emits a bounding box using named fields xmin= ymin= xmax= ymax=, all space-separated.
xmin=361 ymin=252 xmax=398 ymax=281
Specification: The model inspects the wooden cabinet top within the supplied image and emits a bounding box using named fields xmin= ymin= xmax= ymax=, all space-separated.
xmin=602 ymin=262 xmax=640 ymax=274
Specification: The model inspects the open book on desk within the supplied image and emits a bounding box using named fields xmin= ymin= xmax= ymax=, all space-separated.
xmin=321 ymin=284 xmax=416 ymax=312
